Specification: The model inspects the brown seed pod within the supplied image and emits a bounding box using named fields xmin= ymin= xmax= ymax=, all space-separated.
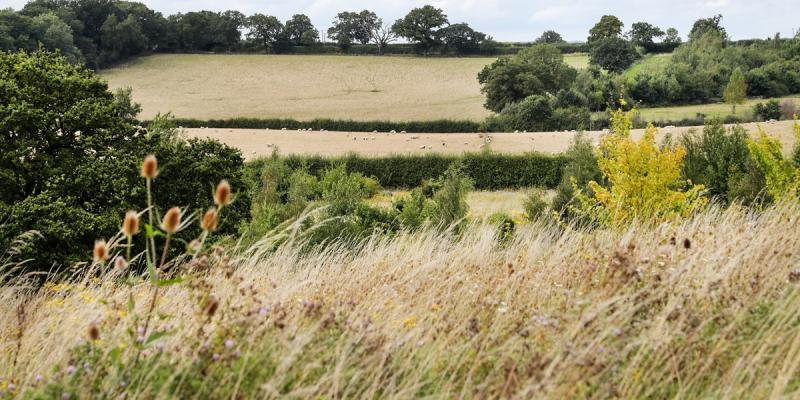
xmin=141 ymin=155 xmax=158 ymax=179
xmin=93 ymin=240 xmax=109 ymax=263
xmin=161 ymin=207 xmax=181 ymax=234
xmin=214 ymin=180 xmax=231 ymax=206
xmin=114 ymin=256 xmax=128 ymax=270
xmin=204 ymin=296 xmax=219 ymax=317
xmin=88 ymin=322 xmax=100 ymax=341
xmin=122 ymin=210 xmax=140 ymax=237
xmin=201 ymin=208 xmax=218 ymax=232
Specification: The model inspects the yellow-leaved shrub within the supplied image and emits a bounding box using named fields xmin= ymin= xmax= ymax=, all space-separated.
xmin=573 ymin=105 xmax=707 ymax=227
xmin=745 ymin=117 xmax=800 ymax=200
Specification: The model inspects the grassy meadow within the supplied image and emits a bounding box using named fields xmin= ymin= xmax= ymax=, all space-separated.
xmin=637 ymin=95 xmax=800 ymax=121
xmin=101 ymin=53 xmax=588 ymax=122
xmin=3 ymin=202 xmax=800 ymax=398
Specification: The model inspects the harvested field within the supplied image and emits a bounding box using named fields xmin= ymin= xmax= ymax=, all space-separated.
xmin=183 ymin=120 xmax=798 ymax=159
xmin=101 ymin=53 xmax=588 ymax=122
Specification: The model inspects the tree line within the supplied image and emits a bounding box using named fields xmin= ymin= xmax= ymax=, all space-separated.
xmin=478 ymin=14 xmax=800 ymax=132
xmin=2 ymin=1 xmax=684 ymax=68
xmin=0 ymin=1 xmax=497 ymax=67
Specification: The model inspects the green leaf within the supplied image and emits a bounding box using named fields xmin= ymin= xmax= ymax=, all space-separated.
xmin=144 ymin=330 xmax=173 ymax=346
xmin=147 ymin=260 xmax=158 ymax=284
xmin=127 ymin=293 xmax=135 ymax=313
xmin=157 ymin=276 xmax=184 ymax=287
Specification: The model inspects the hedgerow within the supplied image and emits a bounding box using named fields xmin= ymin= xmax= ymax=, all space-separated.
xmin=156 ymin=118 xmax=482 ymax=133
xmin=245 ymin=152 xmax=568 ymax=190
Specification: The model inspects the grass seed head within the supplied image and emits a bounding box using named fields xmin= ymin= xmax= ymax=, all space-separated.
xmin=93 ymin=240 xmax=109 ymax=263
xmin=161 ymin=207 xmax=181 ymax=234
xmin=114 ymin=256 xmax=128 ymax=270
xmin=123 ymin=210 xmax=140 ymax=238
xmin=141 ymin=155 xmax=158 ymax=179
xmin=214 ymin=180 xmax=231 ymax=206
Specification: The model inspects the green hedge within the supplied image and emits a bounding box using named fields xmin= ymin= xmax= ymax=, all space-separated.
xmin=246 ymin=152 xmax=569 ymax=190
xmin=156 ymin=118 xmax=481 ymax=133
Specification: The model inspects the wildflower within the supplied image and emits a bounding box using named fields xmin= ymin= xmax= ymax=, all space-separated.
xmin=201 ymin=208 xmax=218 ymax=232
xmin=161 ymin=207 xmax=181 ymax=234
xmin=141 ymin=155 xmax=158 ymax=179
xmin=66 ymin=365 xmax=76 ymax=375
xmin=88 ymin=323 xmax=100 ymax=341
xmin=224 ymin=339 xmax=235 ymax=349
xmin=214 ymin=180 xmax=232 ymax=206
xmin=114 ymin=256 xmax=128 ymax=270
xmin=93 ymin=240 xmax=109 ymax=263
xmin=189 ymin=240 xmax=201 ymax=253
xmin=212 ymin=353 xmax=220 ymax=361
xmin=122 ymin=211 xmax=140 ymax=237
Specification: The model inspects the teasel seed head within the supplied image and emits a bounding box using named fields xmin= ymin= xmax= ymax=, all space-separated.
xmin=88 ymin=322 xmax=100 ymax=341
xmin=93 ymin=240 xmax=109 ymax=263
xmin=161 ymin=207 xmax=181 ymax=234
xmin=201 ymin=207 xmax=218 ymax=232
xmin=141 ymin=155 xmax=158 ymax=179
xmin=204 ymin=295 xmax=219 ymax=317
xmin=214 ymin=180 xmax=231 ymax=206
xmin=122 ymin=210 xmax=140 ymax=238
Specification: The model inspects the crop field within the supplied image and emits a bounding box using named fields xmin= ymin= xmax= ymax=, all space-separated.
xmin=101 ymin=54 xmax=589 ymax=122
xmin=184 ymin=120 xmax=798 ymax=159
xmin=638 ymin=95 xmax=800 ymax=121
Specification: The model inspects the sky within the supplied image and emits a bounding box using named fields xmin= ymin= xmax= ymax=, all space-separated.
xmin=5 ymin=0 xmax=799 ymax=42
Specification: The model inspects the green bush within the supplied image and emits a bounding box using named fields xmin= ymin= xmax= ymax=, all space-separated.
xmin=680 ymin=120 xmax=756 ymax=204
xmin=0 ymin=50 xmax=250 ymax=272
xmin=551 ymin=133 xmax=603 ymax=222
xmin=523 ymin=189 xmax=549 ymax=221
xmin=753 ymin=100 xmax=783 ymax=121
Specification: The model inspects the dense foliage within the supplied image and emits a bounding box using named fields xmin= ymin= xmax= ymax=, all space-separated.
xmin=0 ymin=50 xmax=250 ymax=271
xmin=245 ymin=152 xmax=568 ymax=191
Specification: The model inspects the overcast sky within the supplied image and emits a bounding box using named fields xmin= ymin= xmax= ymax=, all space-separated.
xmin=5 ymin=0 xmax=799 ymax=42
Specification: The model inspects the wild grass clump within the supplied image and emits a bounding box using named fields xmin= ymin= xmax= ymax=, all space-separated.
xmin=2 ymin=199 xmax=800 ymax=398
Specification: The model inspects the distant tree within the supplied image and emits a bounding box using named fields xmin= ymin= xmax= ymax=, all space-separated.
xmin=724 ymin=67 xmax=747 ymax=114
xmin=327 ymin=10 xmax=378 ymax=45
xmin=98 ymin=14 xmax=147 ymax=64
xmin=29 ymin=12 xmax=81 ymax=62
xmin=628 ymin=22 xmax=664 ymax=46
xmin=246 ymin=14 xmax=283 ymax=53
xmin=589 ymin=36 xmax=639 ymax=73
xmin=391 ymin=5 xmax=448 ymax=55
xmin=285 ymin=14 xmax=316 ymax=45
xmin=535 ymin=30 xmax=564 ymax=44
xmin=478 ymin=44 xmax=577 ymax=112
xmin=588 ymin=15 xmax=624 ymax=43
xmin=439 ymin=23 xmax=486 ymax=54
xmin=369 ymin=19 xmax=397 ymax=55
xmin=299 ymin=29 xmax=318 ymax=46
xmin=664 ymin=27 xmax=681 ymax=44
xmin=689 ymin=14 xmax=727 ymax=41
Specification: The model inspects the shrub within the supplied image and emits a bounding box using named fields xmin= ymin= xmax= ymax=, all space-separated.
xmin=753 ymin=100 xmax=783 ymax=121
xmin=680 ymin=120 xmax=753 ymax=204
xmin=574 ymin=106 xmax=707 ymax=227
xmin=747 ymin=126 xmax=800 ymax=200
xmin=551 ymin=133 xmax=602 ymax=221
xmin=487 ymin=212 xmax=515 ymax=242
xmin=522 ymin=189 xmax=549 ymax=221
xmin=780 ymin=100 xmax=796 ymax=120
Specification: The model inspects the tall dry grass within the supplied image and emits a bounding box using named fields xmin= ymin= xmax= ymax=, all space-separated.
xmin=1 ymin=202 xmax=800 ymax=398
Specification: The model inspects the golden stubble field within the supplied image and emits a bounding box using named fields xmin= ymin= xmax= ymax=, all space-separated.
xmin=101 ymin=54 xmax=589 ymax=122
xmin=183 ymin=120 xmax=798 ymax=159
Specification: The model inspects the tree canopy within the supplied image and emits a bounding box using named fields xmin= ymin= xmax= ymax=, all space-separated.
xmin=391 ymin=5 xmax=449 ymax=55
